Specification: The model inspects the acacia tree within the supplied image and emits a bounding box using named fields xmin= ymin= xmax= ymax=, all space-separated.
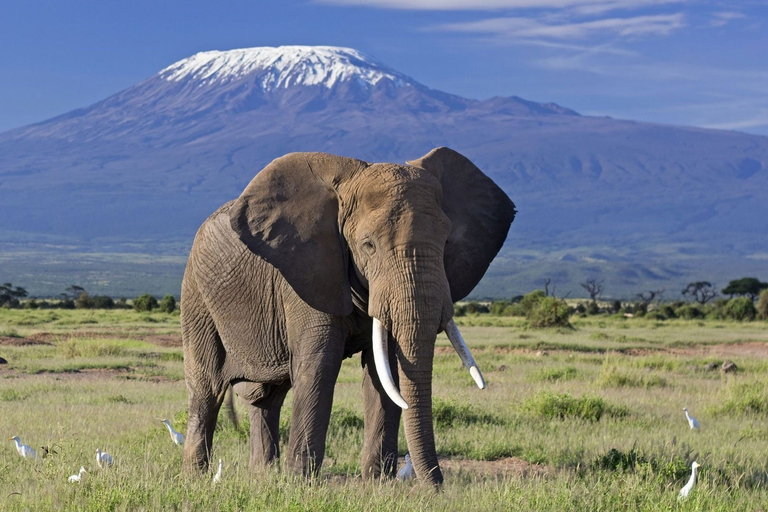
xmin=682 ymin=281 xmax=718 ymax=304
xmin=637 ymin=289 xmax=665 ymax=307
xmin=581 ymin=279 xmax=604 ymax=303
xmin=722 ymin=278 xmax=768 ymax=301
xmin=0 ymin=283 xmax=27 ymax=308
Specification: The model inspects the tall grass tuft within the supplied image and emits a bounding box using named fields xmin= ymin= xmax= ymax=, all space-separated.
xmin=522 ymin=391 xmax=628 ymax=422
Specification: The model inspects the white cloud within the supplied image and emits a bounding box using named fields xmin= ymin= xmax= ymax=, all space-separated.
xmin=433 ymin=13 xmax=685 ymax=39
xmin=710 ymin=11 xmax=745 ymax=27
xmin=316 ymin=0 xmax=685 ymax=11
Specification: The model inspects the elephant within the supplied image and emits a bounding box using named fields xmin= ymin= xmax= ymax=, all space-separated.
xmin=180 ymin=147 xmax=516 ymax=486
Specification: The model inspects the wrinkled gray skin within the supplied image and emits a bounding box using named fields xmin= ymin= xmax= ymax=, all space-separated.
xmin=181 ymin=147 xmax=515 ymax=486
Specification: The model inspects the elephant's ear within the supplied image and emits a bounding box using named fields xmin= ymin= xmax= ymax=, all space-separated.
xmin=407 ymin=147 xmax=516 ymax=302
xmin=230 ymin=152 xmax=367 ymax=316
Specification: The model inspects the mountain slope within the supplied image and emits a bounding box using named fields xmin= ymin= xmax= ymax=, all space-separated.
xmin=1 ymin=45 xmax=766 ymax=298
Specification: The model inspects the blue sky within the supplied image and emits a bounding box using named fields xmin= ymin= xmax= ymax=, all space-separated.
xmin=1 ymin=0 xmax=767 ymax=134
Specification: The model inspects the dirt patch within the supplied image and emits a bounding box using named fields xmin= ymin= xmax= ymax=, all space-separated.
xmin=669 ymin=342 xmax=768 ymax=358
xmin=143 ymin=335 xmax=182 ymax=347
xmin=0 ymin=336 xmax=53 ymax=346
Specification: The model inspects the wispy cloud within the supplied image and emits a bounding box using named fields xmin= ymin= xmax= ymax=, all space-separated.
xmin=316 ymin=0 xmax=684 ymax=11
xmin=433 ymin=13 xmax=685 ymax=40
xmin=709 ymin=11 xmax=745 ymax=27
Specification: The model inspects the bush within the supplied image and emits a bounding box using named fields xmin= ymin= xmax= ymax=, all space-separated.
xmin=528 ymin=296 xmax=571 ymax=328
xmin=758 ymin=290 xmax=768 ymax=320
xmin=453 ymin=304 xmax=466 ymax=317
xmin=724 ymin=297 xmax=757 ymax=322
xmin=586 ymin=301 xmax=600 ymax=315
xmin=463 ymin=301 xmax=489 ymax=314
xmin=520 ymin=290 xmax=546 ymax=314
xmin=75 ymin=293 xmax=96 ymax=309
xmin=523 ymin=392 xmax=627 ymax=422
xmin=159 ymin=295 xmax=177 ymax=313
xmin=675 ymin=304 xmax=704 ymax=319
xmin=134 ymin=294 xmax=159 ymax=312
xmin=489 ymin=300 xmax=511 ymax=316
xmin=92 ymin=295 xmax=115 ymax=309
xmin=660 ymin=304 xmax=677 ymax=319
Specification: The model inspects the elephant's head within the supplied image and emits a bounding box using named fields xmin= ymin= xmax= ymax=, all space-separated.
xmin=230 ymin=148 xmax=516 ymax=485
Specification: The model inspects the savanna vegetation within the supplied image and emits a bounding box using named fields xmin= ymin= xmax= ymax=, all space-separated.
xmin=2 ymin=304 xmax=768 ymax=510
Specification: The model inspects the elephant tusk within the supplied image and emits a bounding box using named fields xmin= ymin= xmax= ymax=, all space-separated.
xmin=372 ymin=318 xmax=409 ymax=410
xmin=444 ymin=319 xmax=486 ymax=389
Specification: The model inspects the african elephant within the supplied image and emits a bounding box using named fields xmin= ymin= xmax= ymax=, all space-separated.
xmin=181 ymin=147 xmax=516 ymax=486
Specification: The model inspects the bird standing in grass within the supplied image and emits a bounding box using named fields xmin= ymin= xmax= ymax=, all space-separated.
xmin=96 ymin=448 xmax=113 ymax=468
xmin=161 ymin=419 xmax=185 ymax=446
xmin=9 ymin=437 xmax=38 ymax=460
xmin=683 ymin=408 xmax=700 ymax=429
xmin=678 ymin=461 xmax=700 ymax=500
xmin=68 ymin=467 xmax=87 ymax=483
xmin=397 ymin=453 xmax=415 ymax=481
xmin=212 ymin=459 xmax=223 ymax=483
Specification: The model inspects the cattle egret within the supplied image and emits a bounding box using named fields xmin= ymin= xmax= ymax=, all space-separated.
xmin=397 ymin=453 xmax=415 ymax=481
xmin=68 ymin=466 xmax=87 ymax=483
xmin=161 ymin=419 xmax=185 ymax=446
xmin=683 ymin=408 xmax=700 ymax=429
xmin=678 ymin=461 xmax=700 ymax=500
xmin=9 ymin=436 xmax=37 ymax=460
xmin=212 ymin=459 xmax=223 ymax=483
xmin=96 ymin=448 xmax=113 ymax=468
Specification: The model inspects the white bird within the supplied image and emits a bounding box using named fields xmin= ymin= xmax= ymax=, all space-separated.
xmin=212 ymin=459 xmax=223 ymax=483
xmin=161 ymin=419 xmax=185 ymax=446
xmin=9 ymin=436 xmax=38 ymax=460
xmin=397 ymin=453 xmax=415 ymax=481
xmin=96 ymin=448 xmax=113 ymax=468
xmin=68 ymin=466 xmax=87 ymax=483
xmin=683 ymin=407 xmax=700 ymax=429
xmin=678 ymin=461 xmax=701 ymax=500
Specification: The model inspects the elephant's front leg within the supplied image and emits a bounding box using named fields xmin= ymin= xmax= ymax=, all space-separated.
xmin=361 ymin=344 xmax=402 ymax=480
xmin=285 ymin=346 xmax=344 ymax=477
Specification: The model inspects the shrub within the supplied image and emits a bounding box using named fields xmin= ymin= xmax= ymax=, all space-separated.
xmin=633 ymin=302 xmax=647 ymax=317
xmin=92 ymin=295 xmax=115 ymax=309
xmin=586 ymin=301 xmax=600 ymax=315
xmin=489 ymin=301 xmax=511 ymax=316
xmin=611 ymin=300 xmax=622 ymax=314
xmin=724 ymin=297 xmax=757 ymax=321
xmin=75 ymin=293 xmax=96 ymax=309
xmin=463 ymin=301 xmax=489 ymax=314
xmin=520 ymin=290 xmax=546 ymax=315
xmin=675 ymin=304 xmax=704 ymax=319
xmin=22 ymin=300 xmax=39 ymax=310
xmin=758 ymin=290 xmax=768 ymax=320
xmin=660 ymin=304 xmax=677 ymax=319
xmin=159 ymin=295 xmax=177 ymax=313
xmin=134 ymin=294 xmax=159 ymax=312
xmin=432 ymin=398 xmax=502 ymax=429
xmin=453 ymin=304 xmax=466 ymax=317
xmin=528 ymin=296 xmax=571 ymax=328
xmin=523 ymin=391 xmax=627 ymax=422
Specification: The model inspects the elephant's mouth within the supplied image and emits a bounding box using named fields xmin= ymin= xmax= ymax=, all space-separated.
xmin=371 ymin=317 xmax=485 ymax=409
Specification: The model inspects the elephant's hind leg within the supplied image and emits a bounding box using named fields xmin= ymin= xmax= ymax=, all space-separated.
xmin=247 ymin=380 xmax=291 ymax=470
xmin=181 ymin=284 xmax=227 ymax=474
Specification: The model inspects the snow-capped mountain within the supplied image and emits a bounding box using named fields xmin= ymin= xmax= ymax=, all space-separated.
xmin=0 ymin=45 xmax=766 ymax=298
xmin=159 ymin=46 xmax=410 ymax=90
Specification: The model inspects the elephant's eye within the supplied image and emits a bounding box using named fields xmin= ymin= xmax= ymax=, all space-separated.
xmin=361 ymin=239 xmax=376 ymax=256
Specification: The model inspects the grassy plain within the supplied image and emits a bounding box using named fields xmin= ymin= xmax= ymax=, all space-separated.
xmin=2 ymin=309 xmax=768 ymax=510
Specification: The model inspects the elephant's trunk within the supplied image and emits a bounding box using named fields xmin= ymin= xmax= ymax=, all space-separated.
xmin=369 ymin=247 xmax=453 ymax=487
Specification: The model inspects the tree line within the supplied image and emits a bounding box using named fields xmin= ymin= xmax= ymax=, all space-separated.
xmin=0 ymin=284 xmax=177 ymax=313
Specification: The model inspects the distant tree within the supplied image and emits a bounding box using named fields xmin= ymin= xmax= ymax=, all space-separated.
xmin=65 ymin=285 xmax=86 ymax=300
xmin=757 ymin=290 xmax=768 ymax=321
xmin=159 ymin=295 xmax=177 ymax=313
xmin=528 ymin=296 xmax=571 ymax=328
xmin=581 ymin=279 xmax=604 ymax=303
xmin=611 ymin=300 xmax=622 ymax=314
xmin=722 ymin=278 xmax=768 ymax=301
xmin=682 ymin=281 xmax=718 ymax=304
xmin=134 ymin=294 xmax=158 ymax=312
xmin=637 ymin=289 xmax=665 ymax=307
xmin=0 ymin=283 xmax=28 ymax=308
xmin=75 ymin=293 xmax=95 ymax=309
xmin=543 ymin=278 xmax=556 ymax=297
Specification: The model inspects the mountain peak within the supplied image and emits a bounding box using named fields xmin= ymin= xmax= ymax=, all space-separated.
xmin=158 ymin=45 xmax=412 ymax=91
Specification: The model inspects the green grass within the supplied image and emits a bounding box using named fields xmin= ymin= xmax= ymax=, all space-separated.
xmin=1 ymin=310 xmax=768 ymax=510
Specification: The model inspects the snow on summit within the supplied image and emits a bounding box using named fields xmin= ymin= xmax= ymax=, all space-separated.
xmin=159 ymin=46 xmax=411 ymax=90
